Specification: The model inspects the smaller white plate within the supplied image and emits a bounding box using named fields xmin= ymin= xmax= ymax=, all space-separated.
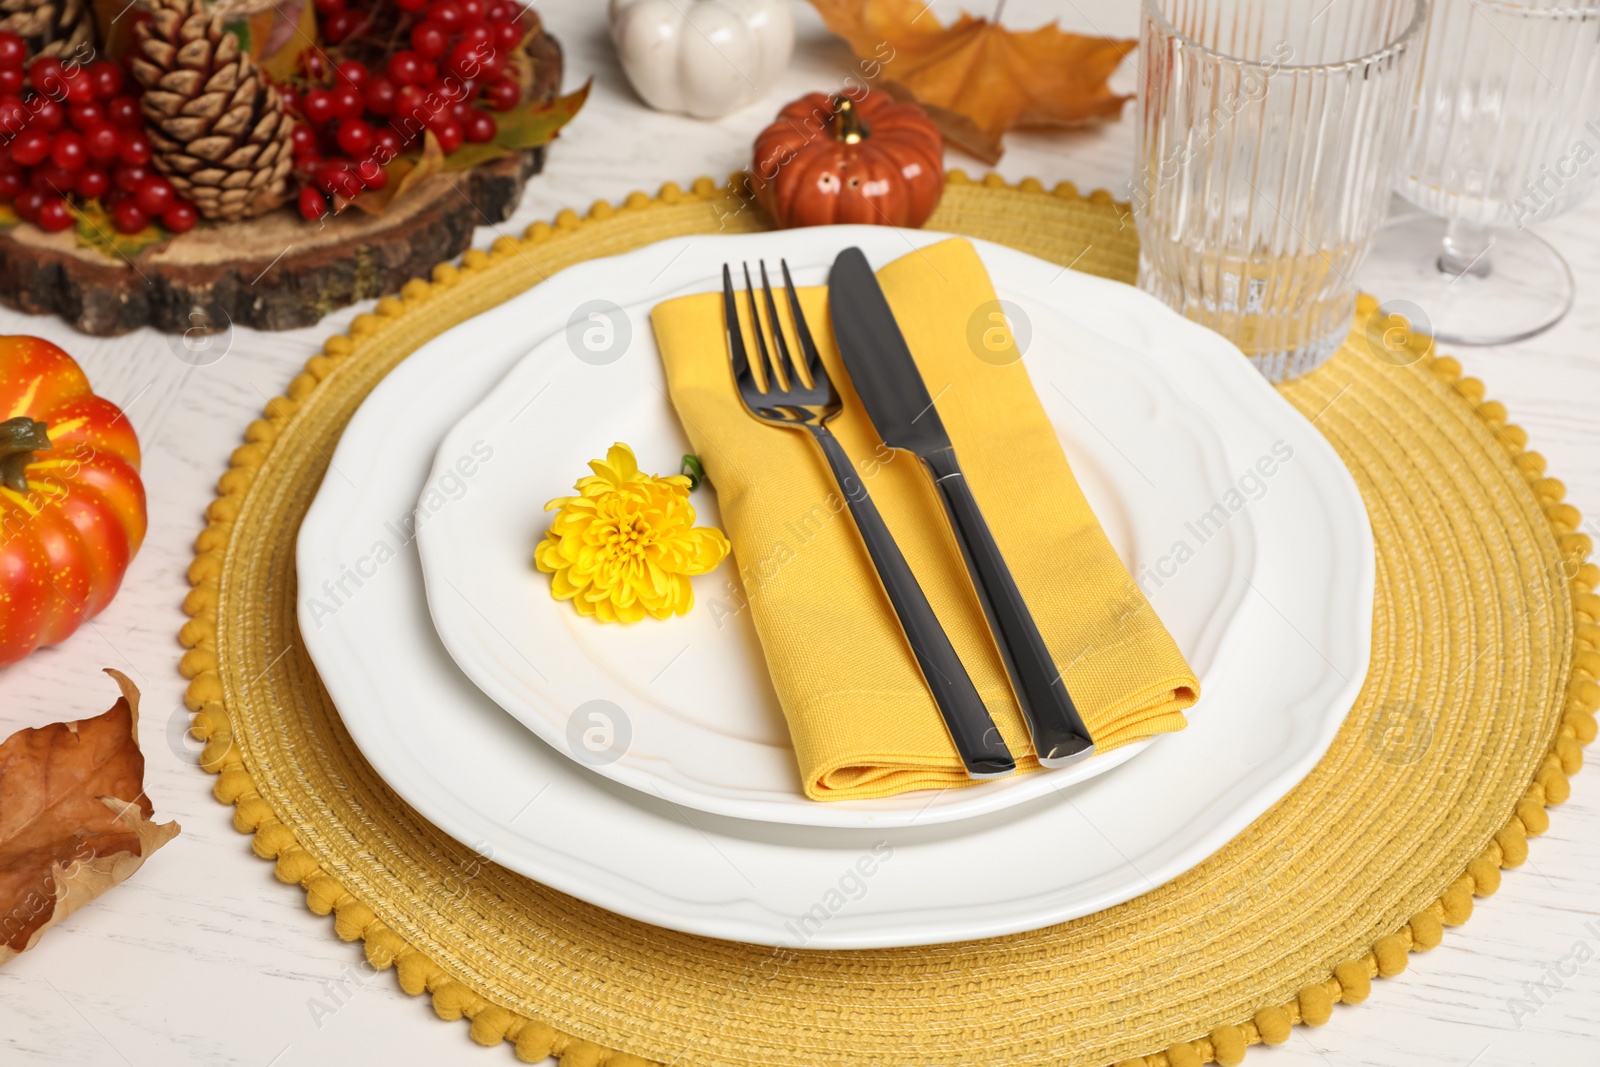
xmin=414 ymin=253 xmax=1256 ymax=828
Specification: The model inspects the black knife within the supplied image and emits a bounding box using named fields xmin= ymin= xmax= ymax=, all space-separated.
xmin=828 ymin=246 xmax=1094 ymax=767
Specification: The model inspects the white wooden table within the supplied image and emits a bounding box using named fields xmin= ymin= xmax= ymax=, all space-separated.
xmin=2 ymin=3 xmax=1596 ymax=1064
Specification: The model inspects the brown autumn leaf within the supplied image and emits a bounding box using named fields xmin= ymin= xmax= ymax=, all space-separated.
xmin=808 ymin=0 xmax=1135 ymax=164
xmin=340 ymin=130 xmax=448 ymax=217
xmin=442 ymin=80 xmax=594 ymax=173
xmin=0 ymin=670 xmax=179 ymax=964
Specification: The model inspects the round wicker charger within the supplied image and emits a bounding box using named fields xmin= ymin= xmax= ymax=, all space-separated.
xmin=178 ymin=175 xmax=1599 ymax=1067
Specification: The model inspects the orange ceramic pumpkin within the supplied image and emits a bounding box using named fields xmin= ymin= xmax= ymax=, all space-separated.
xmin=753 ymin=92 xmax=945 ymax=229
xmin=0 ymin=337 xmax=147 ymax=667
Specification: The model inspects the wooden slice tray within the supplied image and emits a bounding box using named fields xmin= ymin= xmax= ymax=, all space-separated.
xmin=0 ymin=33 xmax=562 ymax=336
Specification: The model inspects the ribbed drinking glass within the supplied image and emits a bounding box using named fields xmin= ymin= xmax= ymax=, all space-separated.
xmin=1358 ymin=0 xmax=1600 ymax=345
xmin=1134 ymin=0 xmax=1427 ymax=381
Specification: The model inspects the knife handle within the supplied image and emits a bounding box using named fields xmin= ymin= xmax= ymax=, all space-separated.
xmin=807 ymin=425 xmax=1015 ymax=779
xmin=922 ymin=450 xmax=1095 ymax=768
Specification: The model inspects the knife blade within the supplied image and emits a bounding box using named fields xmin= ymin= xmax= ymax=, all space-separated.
xmin=828 ymin=246 xmax=1095 ymax=767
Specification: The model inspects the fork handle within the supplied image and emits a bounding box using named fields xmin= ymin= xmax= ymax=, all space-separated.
xmin=807 ymin=425 xmax=1015 ymax=779
xmin=922 ymin=450 xmax=1095 ymax=767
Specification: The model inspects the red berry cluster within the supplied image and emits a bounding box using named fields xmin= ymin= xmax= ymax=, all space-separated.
xmin=288 ymin=0 xmax=528 ymax=219
xmin=0 ymin=34 xmax=198 ymax=235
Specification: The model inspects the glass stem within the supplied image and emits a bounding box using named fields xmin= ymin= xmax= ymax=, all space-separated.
xmin=1437 ymin=218 xmax=1494 ymax=279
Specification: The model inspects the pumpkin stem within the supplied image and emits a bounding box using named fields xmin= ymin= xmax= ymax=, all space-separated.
xmin=0 ymin=416 xmax=50 ymax=494
xmin=830 ymin=95 xmax=870 ymax=145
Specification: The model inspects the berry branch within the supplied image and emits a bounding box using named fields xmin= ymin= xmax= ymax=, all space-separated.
xmin=0 ymin=35 xmax=198 ymax=235
xmin=286 ymin=0 xmax=539 ymax=218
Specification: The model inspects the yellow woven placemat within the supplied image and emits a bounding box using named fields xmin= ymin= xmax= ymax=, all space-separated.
xmin=179 ymin=174 xmax=1599 ymax=1067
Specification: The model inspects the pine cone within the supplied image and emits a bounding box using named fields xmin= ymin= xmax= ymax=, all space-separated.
xmin=0 ymin=0 xmax=96 ymax=60
xmin=130 ymin=0 xmax=293 ymax=222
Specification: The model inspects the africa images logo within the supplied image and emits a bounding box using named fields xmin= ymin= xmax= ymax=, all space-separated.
xmin=1135 ymin=441 xmax=1295 ymax=593
xmin=303 ymin=440 xmax=493 ymax=627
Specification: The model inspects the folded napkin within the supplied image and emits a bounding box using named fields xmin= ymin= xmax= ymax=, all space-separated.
xmin=651 ymin=238 xmax=1198 ymax=801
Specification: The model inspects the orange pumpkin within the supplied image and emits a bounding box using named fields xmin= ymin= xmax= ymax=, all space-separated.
xmin=753 ymin=92 xmax=945 ymax=229
xmin=0 ymin=337 xmax=147 ymax=667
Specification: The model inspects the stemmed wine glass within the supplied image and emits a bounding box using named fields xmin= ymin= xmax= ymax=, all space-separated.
xmin=1358 ymin=0 xmax=1600 ymax=345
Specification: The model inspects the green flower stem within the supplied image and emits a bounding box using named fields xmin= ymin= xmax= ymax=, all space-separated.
xmin=680 ymin=454 xmax=706 ymax=491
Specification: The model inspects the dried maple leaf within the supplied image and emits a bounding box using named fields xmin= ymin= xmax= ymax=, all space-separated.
xmin=808 ymin=0 xmax=1134 ymax=164
xmin=0 ymin=670 xmax=179 ymax=963
xmin=340 ymin=130 xmax=449 ymax=217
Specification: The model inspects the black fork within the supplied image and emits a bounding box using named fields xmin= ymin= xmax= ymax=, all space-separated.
xmin=723 ymin=260 xmax=1015 ymax=780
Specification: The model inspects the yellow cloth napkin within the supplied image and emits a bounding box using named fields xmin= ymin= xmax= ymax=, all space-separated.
xmin=651 ymin=238 xmax=1199 ymax=801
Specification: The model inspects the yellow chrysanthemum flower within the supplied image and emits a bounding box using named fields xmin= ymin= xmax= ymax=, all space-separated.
xmin=534 ymin=443 xmax=730 ymax=623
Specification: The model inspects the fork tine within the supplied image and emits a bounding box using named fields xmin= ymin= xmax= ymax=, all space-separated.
xmin=740 ymin=262 xmax=769 ymax=393
xmin=722 ymin=263 xmax=751 ymax=387
xmin=759 ymin=260 xmax=798 ymax=388
xmin=743 ymin=261 xmax=788 ymax=394
xmin=779 ymin=259 xmax=823 ymax=388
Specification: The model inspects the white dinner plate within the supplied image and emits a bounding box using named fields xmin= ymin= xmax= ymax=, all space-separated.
xmin=297 ymin=227 xmax=1373 ymax=948
xmin=413 ymin=259 xmax=1255 ymax=828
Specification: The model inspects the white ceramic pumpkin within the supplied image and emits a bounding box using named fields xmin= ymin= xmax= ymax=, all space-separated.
xmin=608 ymin=0 xmax=795 ymax=120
